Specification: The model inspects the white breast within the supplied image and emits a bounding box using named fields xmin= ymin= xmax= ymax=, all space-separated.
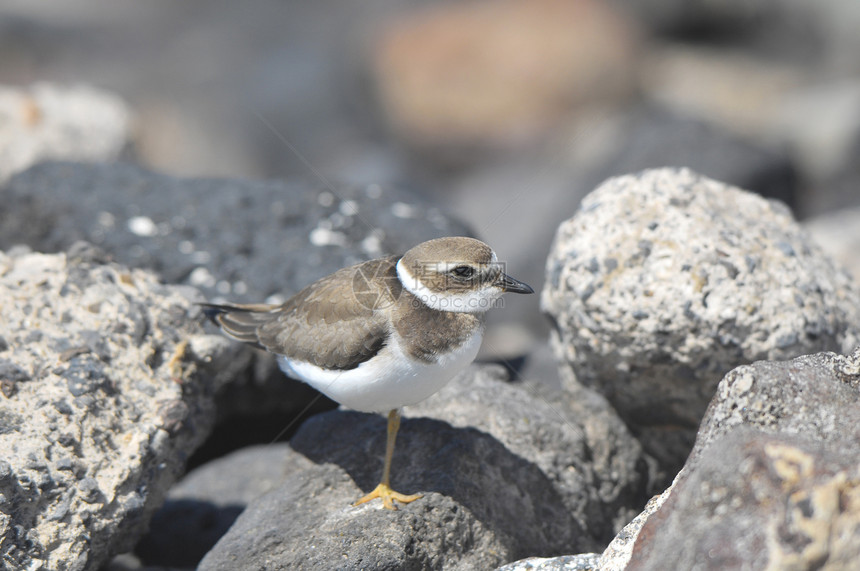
xmin=277 ymin=327 xmax=483 ymax=413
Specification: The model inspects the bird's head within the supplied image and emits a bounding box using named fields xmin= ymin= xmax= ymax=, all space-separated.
xmin=396 ymin=237 xmax=533 ymax=314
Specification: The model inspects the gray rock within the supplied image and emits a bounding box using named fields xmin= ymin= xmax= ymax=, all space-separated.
xmin=614 ymin=349 xmax=860 ymax=570
xmin=628 ymin=429 xmax=860 ymax=570
xmin=197 ymin=365 xmax=646 ymax=569
xmin=199 ymin=460 xmax=519 ymax=571
xmin=409 ymin=365 xmax=653 ymax=544
xmin=542 ymin=168 xmax=860 ymax=475
xmin=135 ymin=444 xmax=314 ymax=568
xmin=692 ymin=349 xmax=860 ymax=463
xmin=0 ymin=83 xmax=132 ymax=183
xmin=497 ymin=553 xmax=601 ymax=571
xmin=0 ymin=247 xmax=232 ymax=571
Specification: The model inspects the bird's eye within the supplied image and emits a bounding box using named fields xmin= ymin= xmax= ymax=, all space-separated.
xmin=451 ymin=265 xmax=474 ymax=278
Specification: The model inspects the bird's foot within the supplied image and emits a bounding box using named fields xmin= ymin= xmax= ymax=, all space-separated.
xmin=353 ymin=482 xmax=422 ymax=510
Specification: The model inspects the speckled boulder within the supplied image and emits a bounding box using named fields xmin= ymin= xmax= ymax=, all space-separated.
xmin=0 ymin=245 xmax=237 ymax=571
xmin=542 ymin=168 xmax=860 ymax=473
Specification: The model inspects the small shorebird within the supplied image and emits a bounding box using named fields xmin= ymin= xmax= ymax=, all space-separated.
xmin=202 ymin=236 xmax=533 ymax=509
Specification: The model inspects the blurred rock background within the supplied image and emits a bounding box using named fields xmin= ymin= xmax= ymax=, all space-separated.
xmin=3 ymin=2 xmax=860 ymax=568
xmin=3 ymin=0 xmax=859 ymax=361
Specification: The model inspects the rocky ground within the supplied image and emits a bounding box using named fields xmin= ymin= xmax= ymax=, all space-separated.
xmin=1 ymin=1 xmax=860 ymax=570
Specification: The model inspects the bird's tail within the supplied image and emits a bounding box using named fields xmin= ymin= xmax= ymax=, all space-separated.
xmin=198 ymin=302 xmax=280 ymax=349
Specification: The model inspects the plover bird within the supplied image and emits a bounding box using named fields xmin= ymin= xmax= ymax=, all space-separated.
xmin=202 ymin=236 xmax=533 ymax=509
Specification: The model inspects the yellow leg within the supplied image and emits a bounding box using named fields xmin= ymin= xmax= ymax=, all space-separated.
xmin=353 ymin=409 xmax=423 ymax=510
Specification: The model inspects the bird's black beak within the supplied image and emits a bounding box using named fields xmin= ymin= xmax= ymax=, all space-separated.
xmin=498 ymin=273 xmax=534 ymax=294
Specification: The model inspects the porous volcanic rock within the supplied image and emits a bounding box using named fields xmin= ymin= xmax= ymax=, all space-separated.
xmin=0 ymin=244 xmax=237 ymax=571
xmin=542 ymin=168 xmax=860 ymax=474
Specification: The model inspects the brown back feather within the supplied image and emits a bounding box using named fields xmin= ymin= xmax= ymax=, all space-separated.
xmin=204 ymin=257 xmax=400 ymax=370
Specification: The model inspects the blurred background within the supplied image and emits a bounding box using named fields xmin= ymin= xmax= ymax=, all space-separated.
xmin=2 ymin=0 xmax=860 ymax=350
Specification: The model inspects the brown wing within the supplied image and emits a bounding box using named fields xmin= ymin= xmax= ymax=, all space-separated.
xmin=203 ymin=257 xmax=401 ymax=370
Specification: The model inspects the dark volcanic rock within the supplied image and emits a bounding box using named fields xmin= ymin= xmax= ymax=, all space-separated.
xmin=195 ymin=365 xmax=650 ymax=569
xmin=199 ymin=461 xmax=515 ymax=571
xmin=543 ymin=168 xmax=860 ymax=476
xmin=136 ymin=445 xmax=315 ymax=568
xmin=0 ymin=246 xmax=235 ymax=571
xmin=0 ymin=161 xmax=471 ymax=305
xmin=409 ymin=365 xmax=653 ymax=544
xmin=200 ymin=415 xmax=587 ymax=570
